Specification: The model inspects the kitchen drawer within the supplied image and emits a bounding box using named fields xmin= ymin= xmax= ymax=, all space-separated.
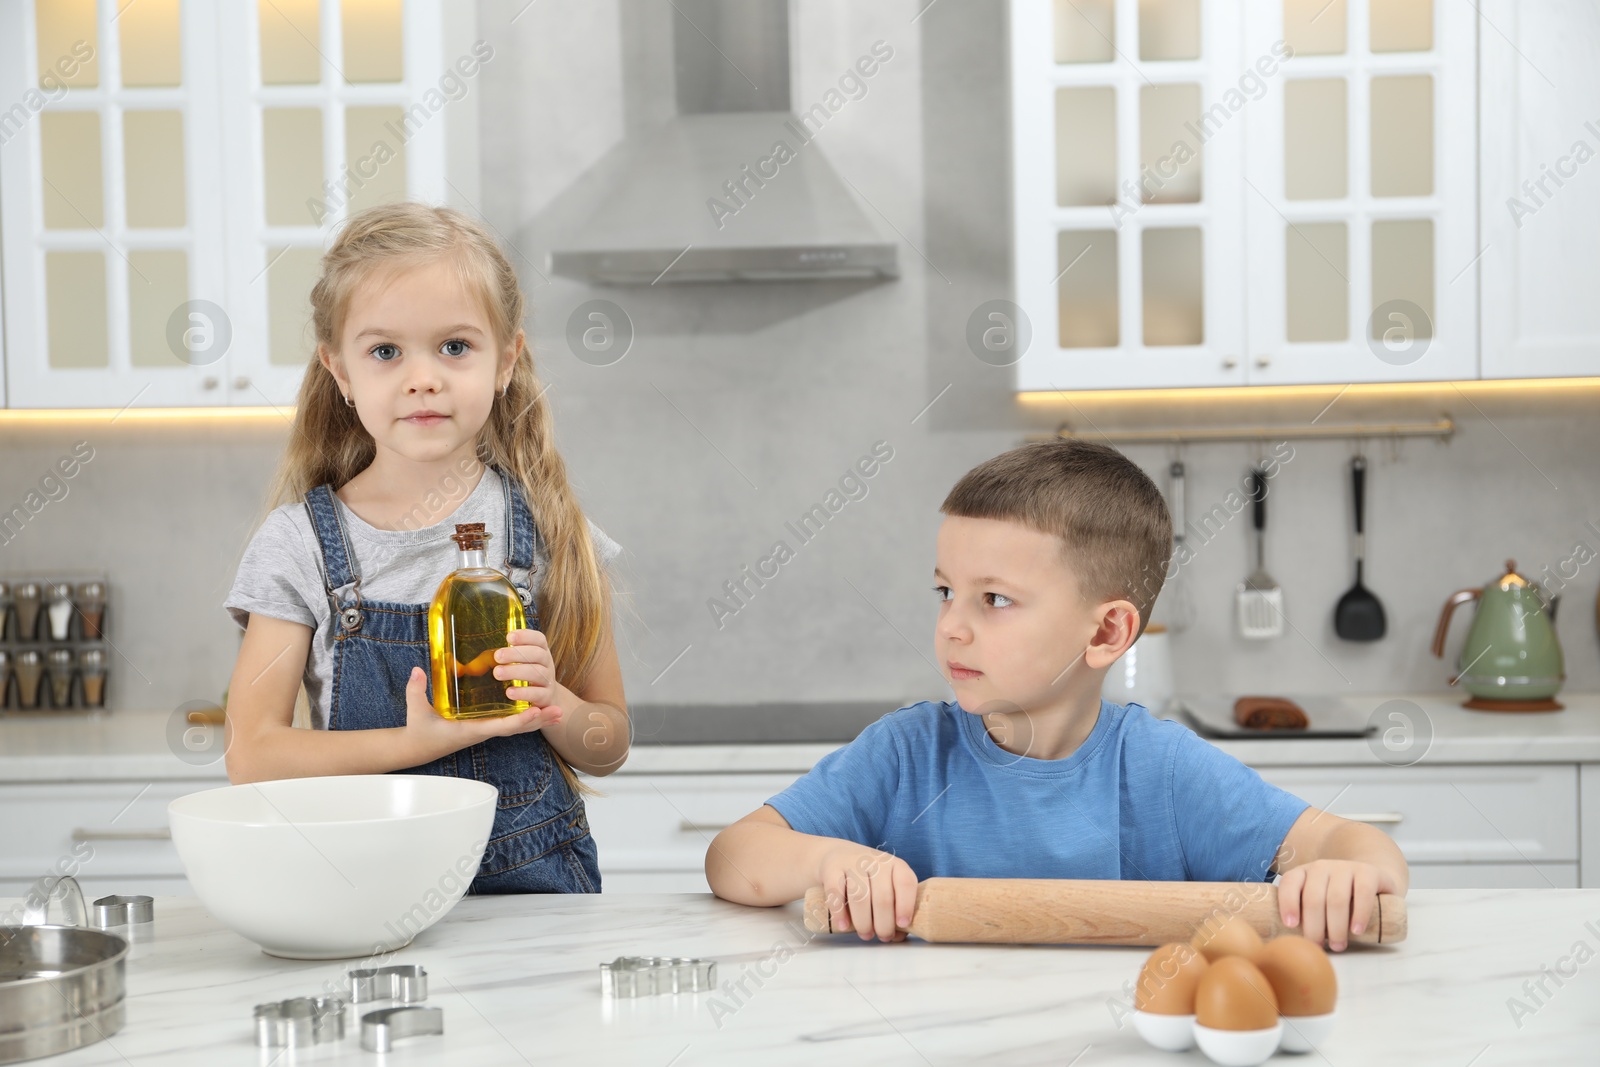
xmin=1404 ymin=863 xmax=1579 ymax=890
xmin=1257 ymin=764 xmax=1577 ymax=865
xmin=586 ymin=773 xmax=799 ymax=875
xmin=598 ymin=871 xmax=714 ymax=894
xmin=0 ymin=875 xmax=195 ymax=903
xmin=0 ymin=779 xmax=224 ymax=881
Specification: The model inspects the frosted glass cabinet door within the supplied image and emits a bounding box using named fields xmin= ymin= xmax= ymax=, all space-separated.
xmin=1012 ymin=0 xmax=1247 ymax=391
xmin=1479 ymin=0 xmax=1600 ymax=380
xmin=0 ymin=0 xmax=464 ymax=409
xmin=1241 ymin=0 xmax=1477 ymax=384
xmin=216 ymin=0 xmax=452 ymax=409
xmin=1011 ymin=0 xmax=1490 ymax=392
xmin=0 ymin=1 xmax=232 ymax=408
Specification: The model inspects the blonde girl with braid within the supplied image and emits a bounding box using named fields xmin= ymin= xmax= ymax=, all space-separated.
xmin=223 ymin=202 xmax=627 ymax=893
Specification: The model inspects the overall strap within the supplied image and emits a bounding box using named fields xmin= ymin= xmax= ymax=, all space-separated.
xmin=302 ymin=484 xmax=364 ymax=630
xmin=498 ymin=466 xmax=541 ymax=575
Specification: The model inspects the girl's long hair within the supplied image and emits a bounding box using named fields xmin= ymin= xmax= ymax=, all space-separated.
xmin=264 ymin=201 xmax=607 ymax=797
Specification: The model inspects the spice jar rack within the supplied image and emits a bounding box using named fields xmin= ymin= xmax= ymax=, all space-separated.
xmin=0 ymin=574 xmax=110 ymax=711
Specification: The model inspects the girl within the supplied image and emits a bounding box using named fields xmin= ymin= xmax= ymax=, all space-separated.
xmin=223 ymin=202 xmax=628 ymax=894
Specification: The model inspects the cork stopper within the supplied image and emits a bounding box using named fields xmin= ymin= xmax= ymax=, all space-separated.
xmin=450 ymin=523 xmax=490 ymax=551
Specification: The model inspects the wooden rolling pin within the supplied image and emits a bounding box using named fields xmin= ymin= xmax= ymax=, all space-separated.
xmin=802 ymin=877 xmax=1406 ymax=946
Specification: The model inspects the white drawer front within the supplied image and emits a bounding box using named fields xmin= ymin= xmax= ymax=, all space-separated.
xmin=0 ymin=779 xmax=225 ymax=882
xmin=1405 ymin=863 xmax=1579 ymax=890
xmin=0 ymin=875 xmax=195 ymax=902
xmin=1258 ymin=764 xmax=1578 ymax=864
xmin=598 ymin=871 xmax=715 ymax=894
xmin=586 ymin=773 xmax=800 ymax=875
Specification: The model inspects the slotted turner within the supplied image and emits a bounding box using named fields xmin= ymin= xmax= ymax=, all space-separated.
xmin=1334 ymin=455 xmax=1387 ymax=640
xmin=1236 ymin=466 xmax=1284 ymax=639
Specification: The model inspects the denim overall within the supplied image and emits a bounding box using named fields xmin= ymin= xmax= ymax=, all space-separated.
xmin=302 ymin=466 xmax=601 ymax=894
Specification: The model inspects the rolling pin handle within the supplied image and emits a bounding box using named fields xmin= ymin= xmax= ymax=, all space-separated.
xmin=803 ymin=886 xmax=832 ymax=934
xmin=1375 ymin=892 xmax=1407 ymax=944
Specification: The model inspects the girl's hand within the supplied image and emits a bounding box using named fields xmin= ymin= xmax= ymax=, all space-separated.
xmin=402 ymin=666 xmax=562 ymax=762
xmin=490 ymin=628 xmax=559 ymax=708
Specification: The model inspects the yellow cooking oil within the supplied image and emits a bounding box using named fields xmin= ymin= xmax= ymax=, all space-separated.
xmin=428 ymin=523 xmax=529 ymax=719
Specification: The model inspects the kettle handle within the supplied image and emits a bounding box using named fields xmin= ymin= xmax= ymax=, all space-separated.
xmin=1431 ymin=588 xmax=1481 ymax=658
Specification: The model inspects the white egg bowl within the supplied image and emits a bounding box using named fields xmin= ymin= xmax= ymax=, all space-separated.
xmin=1193 ymin=1021 xmax=1283 ymax=1066
xmin=1130 ymin=1010 xmax=1196 ymax=1051
xmin=168 ymin=775 xmax=496 ymax=959
xmin=1278 ymin=1010 xmax=1337 ymax=1053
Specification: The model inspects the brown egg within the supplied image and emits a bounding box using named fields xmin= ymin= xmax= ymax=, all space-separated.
xmin=1191 ymin=914 xmax=1264 ymax=963
xmin=1254 ymin=936 xmax=1338 ymax=1015
xmin=1135 ymin=942 xmax=1211 ymax=1014
xmin=1194 ymin=956 xmax=1279 ymax=1031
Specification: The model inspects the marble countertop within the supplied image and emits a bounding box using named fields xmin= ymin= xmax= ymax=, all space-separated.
xmin=6 ymin=888 xmax=1596 ymax=1065
xmin=3 ymin=692 xmax=1600 ymax=782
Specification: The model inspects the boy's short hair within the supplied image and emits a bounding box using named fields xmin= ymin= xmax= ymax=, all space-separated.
xmin=939 ymin=439 xmax=1172 ymax=638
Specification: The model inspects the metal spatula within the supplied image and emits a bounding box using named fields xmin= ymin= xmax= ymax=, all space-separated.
xmin=1236 ymin=466 xmax=1284 ymax=639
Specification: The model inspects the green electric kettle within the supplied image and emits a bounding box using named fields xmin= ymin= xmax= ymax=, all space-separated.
xmin=1431 ymin=560 xmax=1565 ymax=710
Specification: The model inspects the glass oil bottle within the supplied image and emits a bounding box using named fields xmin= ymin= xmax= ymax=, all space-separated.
xmin=428 ymin=523 xmax=529 ymax=719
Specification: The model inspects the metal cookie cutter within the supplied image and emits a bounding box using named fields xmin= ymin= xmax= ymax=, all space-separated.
xmin=91 ymin=895 xmax=154 ymax=928
xmin=360 ymin=1006 xmax=444 ymax=1052
xmin=348 ymin=963 xmax=428 ymax=1004
xmin=253 ymin=996 xmax=348 ymax=1049
xmin=600 ymin=956 xmax=717 ymax=998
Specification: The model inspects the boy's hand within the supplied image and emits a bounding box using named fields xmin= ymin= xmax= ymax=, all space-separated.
xmin=488 ymin=628 xmax=558 ymax=707
xmin=1277 ymin=858 xmax=1401 ymax=951
xmin=402 ymin=666 xmax=562 ymax=759
xmin=818 ymin=841 xmax=919 ymax=943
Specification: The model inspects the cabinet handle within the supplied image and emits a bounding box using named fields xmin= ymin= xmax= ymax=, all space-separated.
xmin=202 ymin=376 xmax=219 ymax=389
xmin=233 ymin=376 xmax=251 ymax=390
xmin=1338 ymin=812 xmax=1403 ymax=825
xmin=71 ymin=827 xmax=173 ymax=842
xmin=1222 ymin=357 xmax=1238 ymax=370
xmin=677 ymin=820 xmax=733 ymax=834
xmin=1255 ymin=355 xmax=1271 ymax=369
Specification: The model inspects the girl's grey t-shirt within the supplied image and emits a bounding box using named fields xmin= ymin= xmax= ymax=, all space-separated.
xmin=224 ymin=470 xmax=621 ymax=730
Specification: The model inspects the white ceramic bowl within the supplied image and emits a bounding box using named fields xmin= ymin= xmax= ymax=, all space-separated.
xmin=1193 ymin=1021 xmax=1283 ymax=1066
xmin=1131 ymin=1010 xmax=1196 ymax=1051
xmin=168 ymin=775 xmax=496 ymax=959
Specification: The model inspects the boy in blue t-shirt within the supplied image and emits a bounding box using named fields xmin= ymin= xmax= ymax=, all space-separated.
xmin=706 ymin=439 xmax=1408 ymax=952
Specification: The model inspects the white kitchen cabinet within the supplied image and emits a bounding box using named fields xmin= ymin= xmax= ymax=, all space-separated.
xmin=1582 ymin=764 xmax=1600 ymax=890
xmin=1009 ymin=0 xmax=1249 ymax=390
xmin=589 ymin=761 xmax=1594 ymax=893
xmin=1257 ymin=762 xmax=1581 ymax=894
xmin=584 ymin=773 xmax=798 ymax=894
xmin=0 ymin=778 xmax=223 ymax=896
xmin=1404 ymin=863 xmax=1579 ymax=890
xmin=1477 ymin=0 xmax=1600 ymax=379
xmin=0 ymin=2 xmax=232 ymax=409
xmin=0 ymin=0 xmax=478 ymax=410
xmin=1239 ymin=0 xmax=1477 ymax=386
xmin=1010 ymin=0 xmax=1590 ymax=391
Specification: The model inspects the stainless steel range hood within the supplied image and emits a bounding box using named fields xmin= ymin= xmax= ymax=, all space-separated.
xmin=547 ymin=0 xmax=898 ymax=285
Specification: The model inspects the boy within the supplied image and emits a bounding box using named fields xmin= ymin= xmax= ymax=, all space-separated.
xmin=706 ymin=440 xmax=1408 ymax=952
